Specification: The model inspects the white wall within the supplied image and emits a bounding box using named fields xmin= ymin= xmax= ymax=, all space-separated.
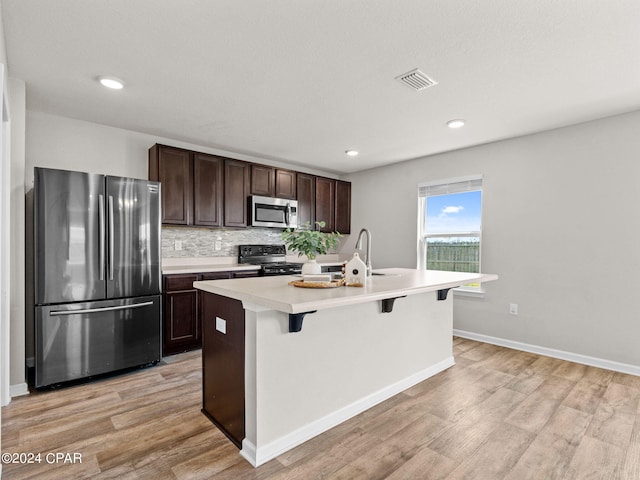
xmin=9 ymin=78 xmax=25 ymax=394
xmin=0 ymin=2 xmax=8 ymax=474
xmin=344 ymin=109 xmax=640 ymax=368
xmin=24 ymin=111 xmax=337 ymax=187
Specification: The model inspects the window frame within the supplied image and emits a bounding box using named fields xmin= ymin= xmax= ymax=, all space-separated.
xmin=417 ymin=175 xmax=484 ymax=294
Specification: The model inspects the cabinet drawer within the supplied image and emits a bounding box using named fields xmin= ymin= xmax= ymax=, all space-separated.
xmin=201 ymin=272 xmax=231 ymax=281
xmin=164 ymin=274 xmax=199 ymax=291
xmin=231 ymin=270 xmax=260 ymax=278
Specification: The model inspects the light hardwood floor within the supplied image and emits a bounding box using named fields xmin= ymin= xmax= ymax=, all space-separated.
xmin=3 ymin=338 xmax=640 ymax=479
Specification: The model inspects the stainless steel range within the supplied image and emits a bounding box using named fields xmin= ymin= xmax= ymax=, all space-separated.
xmin=238 ymin=244 xmax=303 ymax=276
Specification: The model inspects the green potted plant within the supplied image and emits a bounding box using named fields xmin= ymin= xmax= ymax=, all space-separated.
xmin=281 ymin=221 xmax=342 ymax=274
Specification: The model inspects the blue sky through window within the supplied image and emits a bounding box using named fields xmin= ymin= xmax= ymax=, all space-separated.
xmin=425 ymin=190 xmax=482 ymax=234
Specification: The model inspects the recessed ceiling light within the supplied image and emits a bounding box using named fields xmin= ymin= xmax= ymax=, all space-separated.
xmin=447 ymin=119 xmax=465 ymax=129
xmin=345 ymin=150 xmax=359 ymax=157
xmin=98 ymin=76 xmax=124 ymax=90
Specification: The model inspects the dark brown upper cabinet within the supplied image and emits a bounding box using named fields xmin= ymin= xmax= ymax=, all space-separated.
xmin=275 ymin=169 xmax=297 ymax=199
xmin=149 ymin=144 xmax=350 ymax=233
xmin=224 ymin=159 xmax=250 ymax=227
xmin=250 ymin=164 xmax=275 ymax=197
xmin=149 ymin=145 xmax=193 ymax=225
xmin=313 ymin=177 xmax=351 ymax=234
xmin=315 ymin=177 xmax=336 ymax=233
xmin=149 ymin=145 xmax=224 ymax=227
xmin=296 ymin=173 xmax=315 ymax=229
xmin=251 ymin=165 xmax=297 ymax=200
xmin=335 ymin=180 xmax=351 ymax=234
xmin=194 ymin=153 xmax=224 ymax=227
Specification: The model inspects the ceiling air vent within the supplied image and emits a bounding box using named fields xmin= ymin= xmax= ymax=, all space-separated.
xmin=395 ymin=68 xmax=437 ymax=91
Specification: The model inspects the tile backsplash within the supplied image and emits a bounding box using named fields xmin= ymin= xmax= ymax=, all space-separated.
xmin=162 ymin=227 xmax=286 ymax=258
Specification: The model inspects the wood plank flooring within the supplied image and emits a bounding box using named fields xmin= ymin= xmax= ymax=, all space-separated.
xmin=3 ymin=338 xmax=640 ymax=479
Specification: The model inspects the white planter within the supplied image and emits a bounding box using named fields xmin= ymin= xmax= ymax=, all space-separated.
xmin=301 ymin=259 xmax=322 ymax=275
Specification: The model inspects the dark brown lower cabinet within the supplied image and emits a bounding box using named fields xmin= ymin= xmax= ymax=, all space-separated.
xmin=163 ymin=270 xmax=257 ymax=356
xmin=201 ymin=292 xmax=245 ymax=447
xmin=163 ymin=274 xmax=200 ymax=356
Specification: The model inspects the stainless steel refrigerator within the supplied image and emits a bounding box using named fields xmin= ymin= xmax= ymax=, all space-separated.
xmin=34 ymin=167 xmax=162 ymax=388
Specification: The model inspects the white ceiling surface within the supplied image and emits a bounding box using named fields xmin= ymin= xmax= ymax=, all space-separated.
xmin=3 ymin=1 xmax=640 ymax=174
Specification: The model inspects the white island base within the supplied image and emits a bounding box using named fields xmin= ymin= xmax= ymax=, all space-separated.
xmin=194 ymin=268 xmax=498 ymax=467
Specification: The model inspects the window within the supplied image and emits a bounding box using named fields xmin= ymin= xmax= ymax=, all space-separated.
xmin=418 ymin=175 xmax=483 ymax=290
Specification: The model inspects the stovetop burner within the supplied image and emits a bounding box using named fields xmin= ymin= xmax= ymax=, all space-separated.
xmin=260 ymin=262 xmax=303 ymax=276
xmin=238 ymin=244 xmax=303 ymax=276
xmin=260 ymin=262 xmax=302 ymax=268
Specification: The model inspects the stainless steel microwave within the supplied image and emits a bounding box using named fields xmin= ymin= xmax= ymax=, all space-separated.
xmin=249 ymin=195 xmax=298 ymax=229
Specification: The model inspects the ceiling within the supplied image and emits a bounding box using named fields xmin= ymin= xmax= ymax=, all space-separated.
xmin=3 ymin=1 xmax=640 ymax=174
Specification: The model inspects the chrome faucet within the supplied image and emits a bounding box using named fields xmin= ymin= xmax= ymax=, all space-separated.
xmin=355 ymin=228 xmax=372 ymax=276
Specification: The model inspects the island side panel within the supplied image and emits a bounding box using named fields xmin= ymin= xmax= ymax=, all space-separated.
xmin=201 ymin=291 xmax=246 ymax=447
xmin=244 ymin=291 xmax=454 ymax=461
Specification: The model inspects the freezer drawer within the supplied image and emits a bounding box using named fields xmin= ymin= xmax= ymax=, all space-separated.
xmin=35 ymin=295 xmax=161 ymax=388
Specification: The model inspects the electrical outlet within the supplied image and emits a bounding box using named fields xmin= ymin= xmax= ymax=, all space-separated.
xmin=215 ymin=236 xmax=222 ymax=251
xmin=509 ymin=303 xmax=518 ymax=315
xmin=175 ymin=240 xmax=182 ymax=251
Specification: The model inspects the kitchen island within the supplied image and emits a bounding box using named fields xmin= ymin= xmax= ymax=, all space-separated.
xmin=194 ymin=268 xmax=498 ymax=467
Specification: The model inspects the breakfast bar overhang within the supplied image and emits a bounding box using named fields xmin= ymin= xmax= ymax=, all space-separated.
xmin=194 ymin=268 xmax=498 ymax=467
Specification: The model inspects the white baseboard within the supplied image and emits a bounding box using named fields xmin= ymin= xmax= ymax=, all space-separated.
xmin=453 ymin=329 xmax=640 ymax=377
xmin=239 ymin=440 xmax=258 ymax=467
xmin=240 ymin=356 xmax=455 ymax=467
xmin=10 ymin=382 xmax=29 ymax=398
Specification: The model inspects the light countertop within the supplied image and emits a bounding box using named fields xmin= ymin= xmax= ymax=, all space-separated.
xmin=162 ymin=255 xmax=346 ymax=275
xmin=162 ymin=264 xmax=261 ymax=275
xmin=193 ymin=268 xmax=498 ymax=314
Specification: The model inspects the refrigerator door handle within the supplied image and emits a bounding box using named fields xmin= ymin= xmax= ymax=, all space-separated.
xmin=108 ymin=195 xmax=115 ymax=280
xmin=49 ymin=301 xmax=155 ymax=317
xmin=99 ymin=194 xmax=105 ymax=280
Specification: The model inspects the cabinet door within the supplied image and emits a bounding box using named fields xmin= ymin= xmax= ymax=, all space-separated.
xmin=194 ymin=153 xmax=224 ymax=227
xmin=163 ymin=274 xmax=200 ymax=356
xmin=315 ymin=177 xmax=335 ymax=232
xmin=335 ymin=180 xmax=351 ymax=234
xmin=296 ymin=173 xmax=315 ymax=229
xmin=250 ymin=164 xmax=275 ymax=197
xmin=202 ymin=292 xmax=245 ymax=447
xmin=275 ymin=169 xmax=297 ymax=199
xmin=200 ymin=272 xmax=231 ymax=281
xmin=149 ymin=145 xmax=193 ymax=225
xmin=224 ymin=159 xmax=250 ymax=227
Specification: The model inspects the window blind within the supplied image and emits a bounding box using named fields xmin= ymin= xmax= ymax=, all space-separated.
xmin=418 ymin=175 xmax=482 ymax=197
